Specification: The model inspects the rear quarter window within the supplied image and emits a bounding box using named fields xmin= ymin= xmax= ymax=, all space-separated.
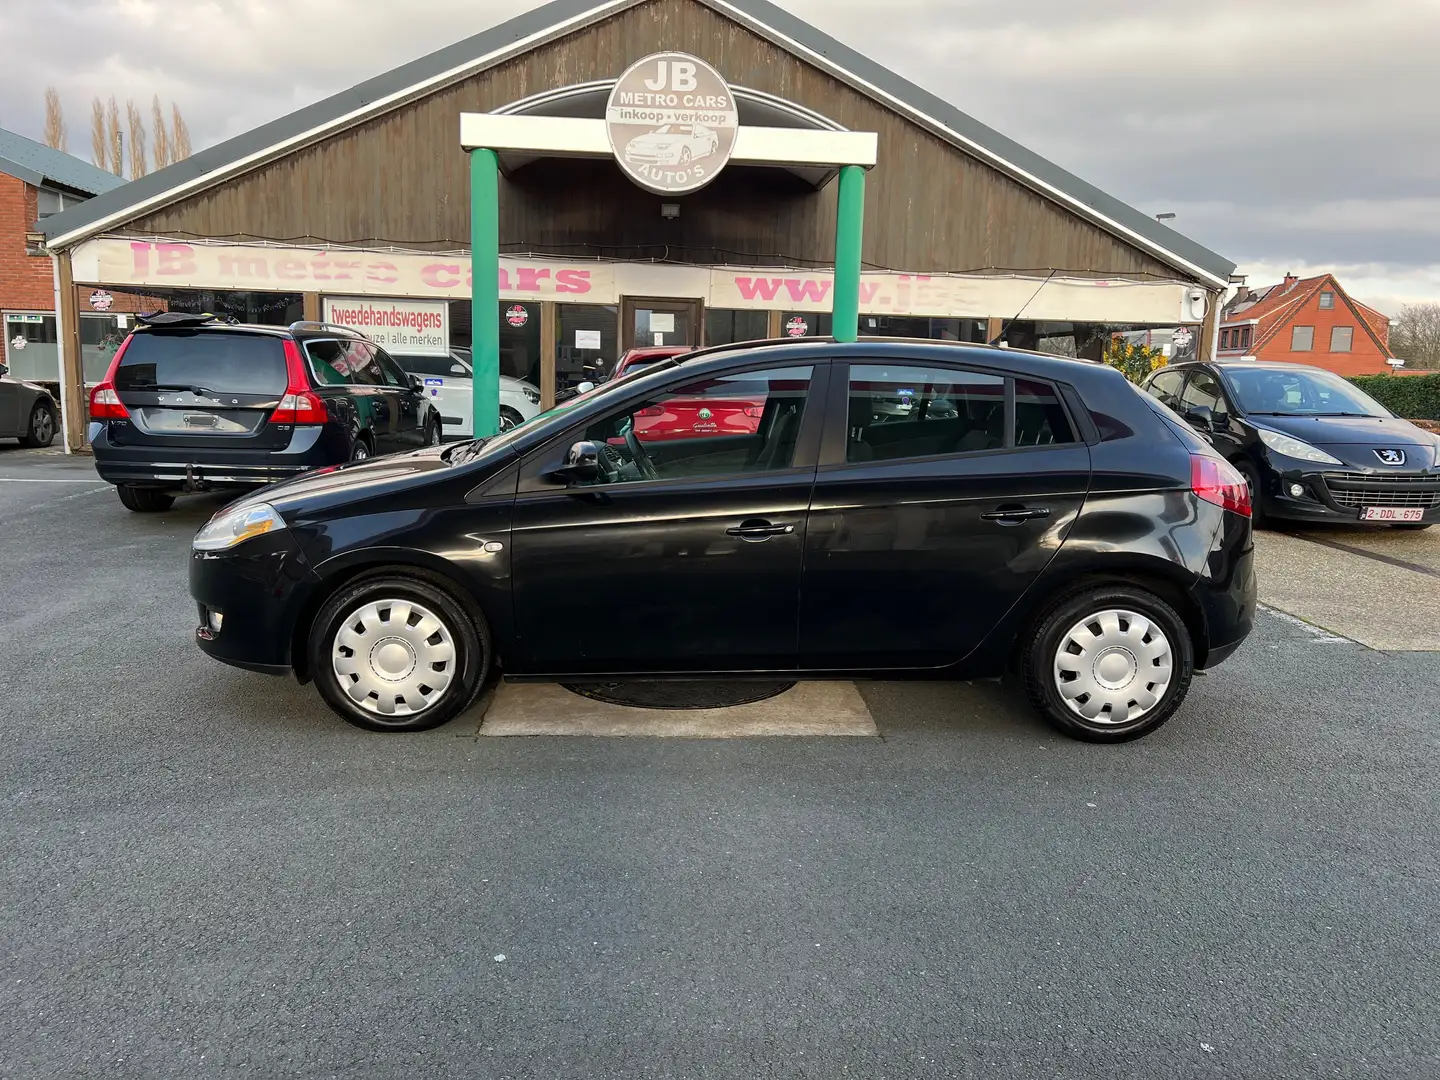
xmin=114 ymin=331 xmax=288 ymax=395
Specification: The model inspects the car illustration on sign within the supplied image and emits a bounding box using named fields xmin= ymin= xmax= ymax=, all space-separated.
xmin=623 ymin=124 xmax=720 ymax=166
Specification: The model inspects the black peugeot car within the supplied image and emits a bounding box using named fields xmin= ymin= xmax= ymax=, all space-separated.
xmin=89 ymin=313 xmax=442 ymax=512
xmin=1142 ymin=360 xmax=1439 ymax=529
xmin=189 ymin=339 xmax=1256 ymax=743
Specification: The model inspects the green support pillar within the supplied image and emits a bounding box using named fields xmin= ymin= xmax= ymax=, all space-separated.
xmin=470 ymin=148 xmax=501 ymax=437
xmin=832 ymin=164 xmax=866 ymax=344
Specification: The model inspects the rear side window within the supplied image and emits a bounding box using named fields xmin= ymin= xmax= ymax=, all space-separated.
xmin=115 ymin=331 xmax=288 ymax=395
xmin=1014 ymin=379 xmax=1076 ymax=445
xmin=305 ymin=339 xmax=379 ymax=386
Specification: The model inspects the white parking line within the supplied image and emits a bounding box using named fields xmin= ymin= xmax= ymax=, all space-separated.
xmin=0 ymin=477 xmax=105 ymax=483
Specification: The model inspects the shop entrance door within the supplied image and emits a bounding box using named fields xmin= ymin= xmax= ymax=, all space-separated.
xmin=622 ymin=298 xmax=702 ymax=351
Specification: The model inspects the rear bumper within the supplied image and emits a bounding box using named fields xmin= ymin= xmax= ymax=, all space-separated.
xmin=90 ymin=422 xmax=333 ymax=488
xmin=190 ymin=529 xmax=320 ymax=675
xmin=1192 ymin=512 xmax=1257 ymax=669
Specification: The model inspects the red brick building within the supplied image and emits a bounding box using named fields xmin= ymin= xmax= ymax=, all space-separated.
xmin=1218 ymin=273 xmax=1395 ymax=376
xmin=1 ymin=128 xmax=157 ymax=389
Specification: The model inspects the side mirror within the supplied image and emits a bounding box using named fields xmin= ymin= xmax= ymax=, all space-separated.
xmin=450 ymin=364 xmax=467 ymax=375
xmin=408 ymin=373 xmax=425 ymax=392
xmin=553 ymin=440 xmax=600 ymax=484
xmin=576 ymin=381 xmax=596 ymax=395
xmin=1184 ymin=404 xmax=1215 ymax=431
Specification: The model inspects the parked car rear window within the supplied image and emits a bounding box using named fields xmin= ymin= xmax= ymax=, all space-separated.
xmin=115 ymin=331 xmax=288 ymax=395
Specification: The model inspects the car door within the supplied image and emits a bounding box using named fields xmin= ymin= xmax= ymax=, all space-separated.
xmin=799 ymin=361 xmax=1092 ymax=671
xmin=1178 ymin=367 xmax=1245 ymax=459
xmin=343 ymin=342 xmax=403 ymax=455
xmin=508 ymin=361 xmax=828 ymax=675
xmin=0 ymin=366 xmax=20 ymax=436
xmin=374 ymin=347 xmax=426 ymax=448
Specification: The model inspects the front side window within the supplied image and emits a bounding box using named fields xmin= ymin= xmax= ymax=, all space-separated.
xmin=1146 ymin=369 xmax=1186 ymax=408
xmin=847 ymin=364 xmax=1006 ymax=462
xmin=578 ymin=365 xmax=814 ymax=484
xmin=1179 ymin=371 xmax=1227 ymax=419
xmin=374 ymin=350 xmax=408 ymax=387
xmin=1292 ymin=326 xmax=1315 ymax=352
xmin=1330 ymin=326 xmax=1354 ymax=353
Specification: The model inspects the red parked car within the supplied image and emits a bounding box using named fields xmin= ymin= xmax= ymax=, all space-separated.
xmin=610 ymin=347 xmax=770 ymax=441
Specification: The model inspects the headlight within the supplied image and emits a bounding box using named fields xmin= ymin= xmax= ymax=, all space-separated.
xmin=1256 ymin=428 xmax=1343 ymax=465
xmin=523 ymin=386 xmax=540 ymax=405
xmin=193 ymin=502 xmax=286 ymax=551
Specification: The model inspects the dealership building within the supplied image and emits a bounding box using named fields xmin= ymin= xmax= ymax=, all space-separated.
xmin=33 ymin=0 xmax=1234 ymax=450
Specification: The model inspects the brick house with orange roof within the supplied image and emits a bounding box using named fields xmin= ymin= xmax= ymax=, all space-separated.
xmin=1218 ymin=273 xmax=1396 ymax=376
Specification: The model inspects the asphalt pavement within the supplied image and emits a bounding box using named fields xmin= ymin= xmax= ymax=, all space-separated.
xmin=2 ymin=445 xmax=1438 ymax=1080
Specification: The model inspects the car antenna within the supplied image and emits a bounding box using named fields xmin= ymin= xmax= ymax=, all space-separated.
xmin=989 ymin=270 xmax=1059 ymax=346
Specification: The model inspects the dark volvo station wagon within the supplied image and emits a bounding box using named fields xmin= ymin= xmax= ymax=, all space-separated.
xmin=190 ymin=340 xmax=1256 ymax=742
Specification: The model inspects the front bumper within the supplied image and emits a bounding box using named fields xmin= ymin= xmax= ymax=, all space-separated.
xmin=90 ymin=423 xmax=334 ymax=489
xmin=1262 ymin=462 xmax=1440 ymax=525
xmin=190 ymin=528 xmax=320 ymax=676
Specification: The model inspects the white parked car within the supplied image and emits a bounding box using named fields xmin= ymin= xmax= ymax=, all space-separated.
xmin=391 ymin=350 xmax=541 ymax=437
xmin=623 ymin=124 xmax=720 ymax=165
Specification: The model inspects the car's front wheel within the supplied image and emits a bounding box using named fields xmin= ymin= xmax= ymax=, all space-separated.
xmin=1022 ymin=586 xmax=1195 ymax=743
xmin=498 ymin=406 xmax=524 ymax=432
xmin=116 ymin=485 xmax=175 ymax=513
xmin=19 ymin=402 xmax=57 ymax=448
xmin=309 ymin=571 xmax=490 ymax=732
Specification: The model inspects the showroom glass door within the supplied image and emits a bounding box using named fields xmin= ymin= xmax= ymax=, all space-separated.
xmin=622 ymin=298 xmax=702 ymax=351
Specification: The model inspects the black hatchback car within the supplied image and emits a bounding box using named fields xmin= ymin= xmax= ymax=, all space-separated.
xmin=189 ymin=339 xmax=1256 ymax=743
xmin=90 ymin=314 xmax=442 ymax=512
xmin=1142 ymin=360 xmax=1439 ymax=529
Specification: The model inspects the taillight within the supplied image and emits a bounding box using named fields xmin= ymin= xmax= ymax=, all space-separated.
xmin=90 ymin=333 xmax=134 ymax=421
xmin=1191 ymin=455 xmax=1252 ymax=517
xmin=89 ymin=383 xmax=129 ymax=421
xmin=270 ymin=340 xmax=328 ymax=425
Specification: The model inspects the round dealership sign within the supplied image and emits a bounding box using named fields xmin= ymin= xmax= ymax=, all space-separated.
xmin=506 ymin=304 xmax=530 ymax=328
xmin=89 ymin=289 xmax=113 ymax=311
xmin=786 ymin=316 xmax=809 ymax=338
xmin=605 ymin=52 xmax=739 ymax=195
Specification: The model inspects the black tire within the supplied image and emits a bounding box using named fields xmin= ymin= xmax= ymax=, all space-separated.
xmin=19 ymin=401 xmax=57 ymax=448
xmin=116 ymin=485 xmax=175 ymax=513
xmin=1022 ymin=585 xmax=1195 ymax=743
xmin=424 ymin=419 xmax=442 ymax=446
xmin=498 ymin=406 xmax=524 ymax=432
xmin=308 ymin=570 xmax=490 ymax=733
xmin=349 ymin=436 xmax=372 ymax=462
xmin=1392 ymin=523 xmax=1432 ymax=531
xmin=1233 ymin=459 xmax=1266 ymax=528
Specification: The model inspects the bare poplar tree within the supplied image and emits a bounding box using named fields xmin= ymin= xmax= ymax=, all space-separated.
xmin=126 ymin=99 xmax=148 ymax=178
xmin=151 ymin=95 xmax=171 ymax=170
xmin=171 ymin=104 xmax=192 ymax=160
xmin=90 ymin=98 xmax=107 ymax=166
xmin=1390 ymin=303 xmax=1440 ymax=370
xmin=105 ymin=96 xmax=123 ymax=175
xmin=43 ymin=87 xmax=67 ymax=151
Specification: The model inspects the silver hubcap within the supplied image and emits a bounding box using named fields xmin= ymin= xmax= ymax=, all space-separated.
xmin=34 ymin=410 xmax=52 ymax=441
xmin=331 ymin=599 xmax=456 ymax=718
xmin=353 ymin=444 xmax=369 ymax=460
xmin=1053 ymin=609 xmax=1173 ymax=726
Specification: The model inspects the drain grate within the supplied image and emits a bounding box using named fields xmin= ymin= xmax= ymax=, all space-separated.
xmin=561 ymin=681 xmax=797 ymax=710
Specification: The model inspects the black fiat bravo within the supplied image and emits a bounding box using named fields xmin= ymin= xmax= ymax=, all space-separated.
xmin=190 ymin=339 xmax=1256 ymax=743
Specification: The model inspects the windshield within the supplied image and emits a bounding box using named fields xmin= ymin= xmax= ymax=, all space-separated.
xmin=1224 ymin=367 xmax=1390 ymax=417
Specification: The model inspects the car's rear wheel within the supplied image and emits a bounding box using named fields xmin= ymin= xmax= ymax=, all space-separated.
xmin=350 ymin=437 xmax=371 ymax=462
xmin=19 ymin=402 xmax=57 ymax=448
xmin=308 ymin=571 xmax=490 ymax=733
xmin=1022 ymin=586 xmax=1194 ymax=743
xmin=116 ymin=485 xmax=175 ymax=513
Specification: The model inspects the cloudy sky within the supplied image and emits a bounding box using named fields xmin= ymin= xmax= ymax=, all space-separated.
xmin=1 ymin=0 xmax=1434 ymax=313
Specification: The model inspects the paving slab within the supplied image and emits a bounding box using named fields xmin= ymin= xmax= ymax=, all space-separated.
xmin=479 ymin=680 xmax=880 ymax=737
xmin=1254 ymin=529 xmax=1440 ymax=650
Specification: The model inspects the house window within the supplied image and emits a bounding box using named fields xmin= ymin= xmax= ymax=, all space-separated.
xmin=1220 ymin=329 xmax=1231 ymax=349
xmin=1291 ymin=326 xmax=1315 ymax=352
xmin=1330 ymin=326 xmax=1354 ymax=352
xmin=35 ymin=188 xmax=67 ymax=218
xmin=1319 ymin=291 xmax=1335 ymax=310
xmin=1241 ymin=327 xmax=1252 ymax=349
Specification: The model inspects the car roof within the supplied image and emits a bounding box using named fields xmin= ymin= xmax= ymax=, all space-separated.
xmin=131 ymin=319 xmax=369 ymax=342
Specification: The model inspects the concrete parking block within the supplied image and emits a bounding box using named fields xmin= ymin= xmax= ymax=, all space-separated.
xmin=479 ymin=680 xmax=879 ymax=737
xmin=1254 ymin=531 xmax=1440 ymax=650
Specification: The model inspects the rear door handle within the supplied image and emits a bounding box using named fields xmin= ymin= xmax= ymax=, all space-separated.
xmin=726 ymin=520 xmax=796 ymax=542
xmin=981 ymin=506 xmax=1051 ymax=524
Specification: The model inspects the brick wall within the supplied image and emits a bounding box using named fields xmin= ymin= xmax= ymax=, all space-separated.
xmin=0 ymin=172 xmax=56 ymax=310
xmin=1254 ymin=285 xmax=1392 ymax=376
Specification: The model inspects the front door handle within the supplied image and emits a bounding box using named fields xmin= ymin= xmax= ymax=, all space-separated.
xmin=726 ymin=519 xmax=796 ymax=542
xmin=980 ymin=505 xmax=1051 ymax=525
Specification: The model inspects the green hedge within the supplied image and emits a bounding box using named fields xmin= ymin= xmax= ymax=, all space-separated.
xmin=1348 ymin=373 xmax=1440 ymax=421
